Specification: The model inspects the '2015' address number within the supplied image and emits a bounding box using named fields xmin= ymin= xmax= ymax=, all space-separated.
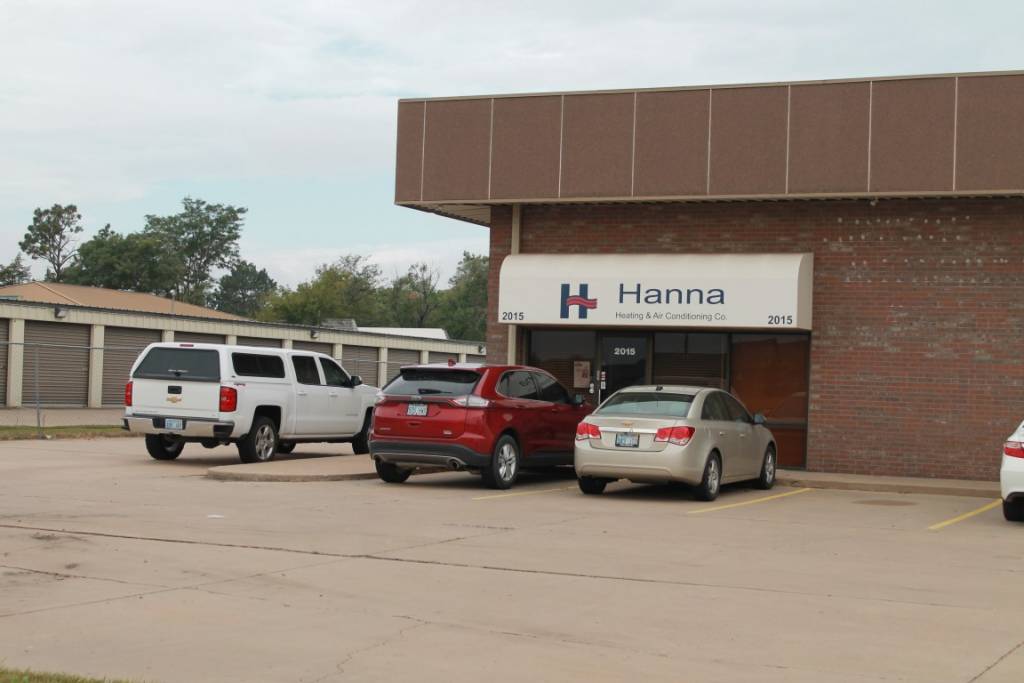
xmin=501 ymin=311 xmax=525 ymax=321
xmin=768 ymin=314 xmax=794 ymax=325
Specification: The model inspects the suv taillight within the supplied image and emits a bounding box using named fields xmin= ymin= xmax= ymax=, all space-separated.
xmin=451 ymin=395 xmax=490 ymax=408
xmin=576 ymin=421 xmax=601 ymax=440
xmin=219 ymin=386 xmax=238 ymax=412
xmin=1005 ymin=441 xmax=1024 ymax=459
xmin=655 ymin=426 xmax=696 ymax=446
xmin=124 ymin=381 xmax=133 ymax=407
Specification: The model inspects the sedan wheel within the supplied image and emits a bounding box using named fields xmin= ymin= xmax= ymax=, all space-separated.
xmin=755 ymin=446 xmax=777 ymax=490
xmin=695 ymin=453 xmax=722 ymax=501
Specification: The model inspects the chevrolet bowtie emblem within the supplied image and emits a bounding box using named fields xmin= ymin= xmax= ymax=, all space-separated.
xmin=166 ymin=395 xmax=182 ymax=404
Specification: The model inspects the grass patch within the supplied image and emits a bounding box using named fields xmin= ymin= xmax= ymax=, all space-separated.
xmin=0 ymin=667 xmax=136 ymax=683
xmin=0 ymin=425 xmax=138 ymax=441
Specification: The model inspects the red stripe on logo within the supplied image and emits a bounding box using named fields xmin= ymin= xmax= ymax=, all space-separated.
xmin=565 ymin=295 xmax=598 ymax=309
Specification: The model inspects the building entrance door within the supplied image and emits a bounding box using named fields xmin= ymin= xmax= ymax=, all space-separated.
xmin=599 ymin=334 xmax=648 ymax=401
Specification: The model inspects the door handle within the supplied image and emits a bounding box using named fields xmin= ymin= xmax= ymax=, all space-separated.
xmin=329 ymin=392 xmax=339 ymax=398
xmin=718 ymin=431 xmax=727 ymax=436
xmin=297 ymin=391 xmax=308 ymax=397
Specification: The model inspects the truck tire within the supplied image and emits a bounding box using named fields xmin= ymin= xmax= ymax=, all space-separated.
xmin=237 ymin=416 xmax=278 ymax=463
xmin=351 ymin=411 xmax=372 ymax=455
xmin=146 ymin=435 xmax=184 ymax=460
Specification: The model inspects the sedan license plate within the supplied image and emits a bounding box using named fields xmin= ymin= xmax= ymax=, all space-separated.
xmin=164 ymin=418 xmax=184 ymax=431
xmin=406 ymin=403 xmax=428 ymax=417
xmin=615 ymin=432 xmax=640 ymax=448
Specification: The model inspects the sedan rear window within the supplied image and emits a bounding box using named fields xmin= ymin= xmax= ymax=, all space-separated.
xmin=597 ymin=392 xmax=694 ymax=418
xmin=133 ymin=348 xmax=220 ymax=382
xmin=385 ymin=368 xmax=481 ymax=396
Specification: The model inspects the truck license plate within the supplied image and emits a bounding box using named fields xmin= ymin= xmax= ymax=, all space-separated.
xmin=164 ymin=418 xmax=184 ymax=430
xmin=615 ymin=432 xmax=640 ymax=448
xmin=406 ymin=403 xmax=428 ymax=417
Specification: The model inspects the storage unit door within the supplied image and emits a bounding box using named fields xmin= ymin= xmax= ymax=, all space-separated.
xmin=23 ymin=321 xmax=91 ymax=406
xmin=293 ymin=340 xmax=333 ymax=355
xmin=0 ymin=319 xmax=8 ymax=403
xmin=466 ymin=354 xmax=486 ymax=363
xmin=103 ymin=327 xmax=162 ymax=406
xmin=386 ymin=349 xmax=421 ymax=382
xmin=341 ymin=345 xmax=378 ymax=385
xmin=237 ymin=336 xmax=281 ymax=348
xmin=429 ymin=351 xmax=456 ymax=364
xmin=175 ymin=332 xmax=225 ymax=344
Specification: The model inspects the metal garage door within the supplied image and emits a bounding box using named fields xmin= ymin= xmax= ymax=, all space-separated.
xmin=466 ymin=354 xmax=486 ymax=364
xmin=342 ymin=345 xmax=378 ymax=385
xmin=175 ymin=332 xmax=225 ymax=344
xmin=237 ymin=336 xmax=281 ymax=348
xmin=23 ymin=321 xmax=91 ymax=406
xmin=429 ymin=351 xmax=455 ymax=364
xmin=103 ymin=327 xmax=162 ymax=406
xmin=293 ymin=340 xmax=332 ymax=355
xmin=386 ymin=349 xmax=421 ymax=382
xmin=0 ymin=319 xmax=8 ymax=403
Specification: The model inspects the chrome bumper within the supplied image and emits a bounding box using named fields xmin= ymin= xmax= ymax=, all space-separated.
xmin=123 ymin=415 xmax=235 ymax=439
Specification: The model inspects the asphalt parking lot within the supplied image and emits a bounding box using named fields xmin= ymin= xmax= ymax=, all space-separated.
xmin=0 ymin=438 xmax=1021 ymax=683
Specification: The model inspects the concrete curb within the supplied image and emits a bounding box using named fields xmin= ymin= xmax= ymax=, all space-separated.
xmin=207 ymin=468 xmax=380 ymax=483
xmin=777 ymin=474 xmax=999 ymax=499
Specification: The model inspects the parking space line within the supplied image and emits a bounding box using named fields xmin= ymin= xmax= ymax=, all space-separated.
xmin=927 ymin=499 xmax=1001 ymax=531
xmin=473 ymin=486 xmax=576 ymax=501
xmin=686 ymin=487 xmax=812 ymax=515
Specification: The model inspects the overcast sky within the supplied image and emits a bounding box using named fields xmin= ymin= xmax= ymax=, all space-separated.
xmin=1 ymin=0 xmax=1022 ymax=287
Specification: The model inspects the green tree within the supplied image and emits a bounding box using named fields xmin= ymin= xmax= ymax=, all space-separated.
xmin=0 ymin=253 xmax=32 ymax=286
xmin=435 ymin=252 xmax=488 ymax=340
xmin=260 ymin=255 xmax=384 ymax=326
xmin=20 ymin=203 xmax=84 ymax=281
xmin=143 ymin=197 xmax=245 ymax=305
xmin=64 ymin=226 xmax=182 ymax=295
xmin=384 ymin=262 xmax=441 ymax=328
xmin=211 ymin=261 xmax=277 ymax=318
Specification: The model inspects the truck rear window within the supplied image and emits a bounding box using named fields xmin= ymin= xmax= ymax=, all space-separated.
xmin=384 ymin=368 xmax=480 ymax=396
xmin=133 ymin=348 xmax=220 ymax=382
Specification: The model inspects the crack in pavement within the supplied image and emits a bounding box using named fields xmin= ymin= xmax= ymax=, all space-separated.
xmin=967 ymin=639 xmax=1024 ymax=683
xmin=0 ymin=522 xmax=985 ymax=613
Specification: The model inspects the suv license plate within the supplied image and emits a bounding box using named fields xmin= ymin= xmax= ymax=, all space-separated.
xmin=615 ymin=432 xmax=640 ymax=448
xmin=406 ymin=403 xmax=428 ymax=417
xmin=164 ymin=418 xmax=184 ymax=431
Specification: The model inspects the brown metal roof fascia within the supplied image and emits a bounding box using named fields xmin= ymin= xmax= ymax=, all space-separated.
xmin=396 ymin=69 xmax=1024 ymax=104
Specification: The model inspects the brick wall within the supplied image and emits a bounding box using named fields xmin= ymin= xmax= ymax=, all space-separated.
xmin=486 ymin=198 xmax=1024 ymax=480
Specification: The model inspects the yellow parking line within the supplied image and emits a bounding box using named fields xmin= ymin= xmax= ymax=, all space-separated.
xmin=473 ymin=486 xmax=575 ymax=501
xmin=928 ymin=499 xmax=1001 ymax=531
xmin=687 ymin=487 xmax=813 ymax=514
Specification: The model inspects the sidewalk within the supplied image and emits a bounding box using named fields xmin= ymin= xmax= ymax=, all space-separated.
xmin=205 ymin=456 xmax=1001 ymax=497
xmin=0 ymin=407 xmax=124 ymax=427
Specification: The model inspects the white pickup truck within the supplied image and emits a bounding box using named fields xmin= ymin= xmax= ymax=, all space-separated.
xmin=123 ymin=342 xmax=378 ymax=463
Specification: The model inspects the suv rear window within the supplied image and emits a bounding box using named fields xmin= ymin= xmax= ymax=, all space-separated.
xmin=598 ymin=392 xmax=694 ymax=418
xmin=232 ymin=353 xmax=285 ymax=378
xmin=385 ymin=368 xmax=481 ymax=396
xmin=133 ymin=347 xmax=220 ymax=382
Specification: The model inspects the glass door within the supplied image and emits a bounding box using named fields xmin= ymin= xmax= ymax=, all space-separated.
xmin=599 ymin=334 xmax=648 ymax=401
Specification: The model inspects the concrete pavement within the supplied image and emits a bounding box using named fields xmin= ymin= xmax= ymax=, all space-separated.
xmin=0 ymin=437 xmax=1021 ymax=682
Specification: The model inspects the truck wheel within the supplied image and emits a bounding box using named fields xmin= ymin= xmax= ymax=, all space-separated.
xmin=146 ymin=435 xmax=184 ymax=460
xmin=237 ymin=416 xmax=278 ymax=463
xmin=351 ymin=411 xmax=372 ymax=455
xmin=1004 ymin=499 xmax=1024 ymax=522
xmin=375 ymin=460 xmax=411 ymax=483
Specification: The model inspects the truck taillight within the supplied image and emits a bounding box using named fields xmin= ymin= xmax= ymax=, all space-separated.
xmin=1005 ymin=441 xmax=1024 ymax=459
xmin=124 ymin=381 xmax=133 ymax=407
xmin=655 ymin=426 xmax=695 ymax=446
xmin=219 ymin=386 xmax=238 ymax=412
xmin=576 ymin=421 xmax=601 ymax=440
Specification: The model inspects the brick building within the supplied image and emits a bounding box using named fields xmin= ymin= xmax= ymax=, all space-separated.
xmin=393 ymin=71 xmax=1024 ymax=479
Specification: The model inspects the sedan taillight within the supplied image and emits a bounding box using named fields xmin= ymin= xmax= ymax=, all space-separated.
xmin=655 ymin=425 xmax=696 ymax=446
xmin=1004 ymin=441 xmax=1024 ymax=459
xmin=219 ymin=386 xmax=238 ymax=412
xmin=575 ymin=422 xmax=602 ymax=440
xmin=124 ymin=381 xmax=133 ymax=407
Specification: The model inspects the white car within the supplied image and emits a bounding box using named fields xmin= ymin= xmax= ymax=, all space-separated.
xmin=124 ymin=342 xmax=378 ymax=463
xmin=1001 ymin=419 xmax=1024 ymax=522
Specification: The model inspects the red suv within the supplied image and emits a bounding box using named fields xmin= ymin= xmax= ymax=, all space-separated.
xmin=370 ymin=363 xmax=591 ymax=489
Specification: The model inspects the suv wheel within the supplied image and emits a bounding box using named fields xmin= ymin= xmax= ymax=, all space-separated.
xmin=578 ymin=477 xmax=608 ymax=495
xmin=754 ymin=445 xmax=776 ymax=490
xmin=277 ymin=441 xmax=296 ymax=455
xmin=482 ymin=435 xmax=520 ymax=489
xmin=145 ymin=434 xmax=184 ymax=460
xmin=694 ymin=452 xmax=722 ymax=501
xmin=352 ymin=411 xmax=372 ymax=455
xmin=238 ymin=416 xmax=278 ymax=463
xmin=375 ymin=459 xmax=411 ymax=483
xmin=1004 ymin=499 xmax=1024 ymax=522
